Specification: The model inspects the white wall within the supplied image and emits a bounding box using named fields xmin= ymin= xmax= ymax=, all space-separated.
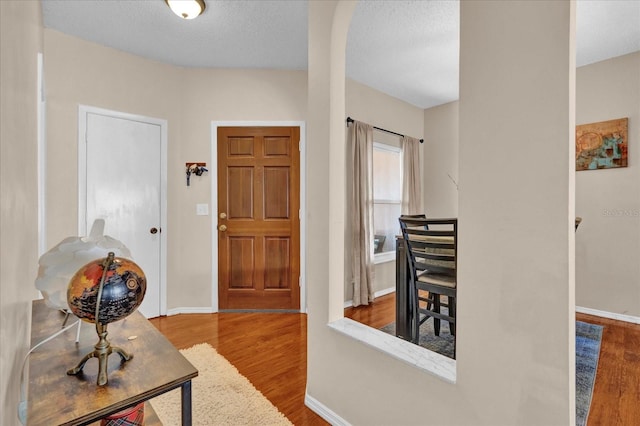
xmin=305 ymin=1 xmax=575 ymax=424
xmin=576 ymin=52 xmax=640 ymax=318
xmin=0 ymin=1 xmax=42 ymax=423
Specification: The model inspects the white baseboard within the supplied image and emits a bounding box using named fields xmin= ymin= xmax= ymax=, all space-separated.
xmin=375 ymin=286 xmax=396 ymax=298
xmin=305 ymin=393 xmax=350 ymax=426
xmin=343 ymin=287 xmax=395 ymax=309
xmin=576 ymin=306 xmax=640 ymax=325
xmin=166 ymin=307 xmax=216 ymax=316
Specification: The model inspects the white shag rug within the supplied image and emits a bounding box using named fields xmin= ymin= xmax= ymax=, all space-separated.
xmin=150 ymin=343 xmax=293 ymax=425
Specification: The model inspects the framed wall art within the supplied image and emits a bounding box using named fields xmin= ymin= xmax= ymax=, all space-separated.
xmin=576 ymin=117 xmax=628 ymax=171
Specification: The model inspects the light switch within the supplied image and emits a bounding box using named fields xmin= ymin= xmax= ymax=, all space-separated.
xmin=196 ymin=203 xmax=209 ymax=216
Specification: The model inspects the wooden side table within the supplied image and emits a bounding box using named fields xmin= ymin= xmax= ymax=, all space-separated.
xmin=27 ymin=300 xmax=198 ymax=425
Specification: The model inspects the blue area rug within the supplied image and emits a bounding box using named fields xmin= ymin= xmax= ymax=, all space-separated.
xmin=576 ymin=320 xmax=603 ymax=426
xmin=380 ymin=320 xmax=603 ymax=425
xmin=380 ymin=319 xmax=454 ymax=358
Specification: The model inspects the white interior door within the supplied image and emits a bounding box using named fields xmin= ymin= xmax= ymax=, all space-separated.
xmin=80 ymin=107 xmax=166 ymax=318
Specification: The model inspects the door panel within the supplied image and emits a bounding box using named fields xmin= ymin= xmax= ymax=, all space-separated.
xmin=84 ymin=112 xmax=162 ymax=318
xmin=228 ymin=237 xmax=255 ymax=288
xmin=228 ymin=167 xmax=254 ymax=219
xmin=218 ymin=126 xmax=300 ymax=310
xmin=228 ymin=137 xmax=254 ymax=156
xmin=264 ymin=167 xmax=290 ymax=219
xmin=264 ymin=237 xmax=290 ymax=289
xmin=264 ymin=137 xmax=290 ymax=156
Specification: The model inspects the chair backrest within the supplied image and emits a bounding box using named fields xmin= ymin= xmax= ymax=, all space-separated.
xmin=398 ymin=217 xmax=457 ymax=279
xmin=400 ymin=214 xmax=428 ymax=230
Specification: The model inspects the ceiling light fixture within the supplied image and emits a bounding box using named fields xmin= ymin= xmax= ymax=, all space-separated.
xmin=165 ymin=0 xmax=206 ymax=20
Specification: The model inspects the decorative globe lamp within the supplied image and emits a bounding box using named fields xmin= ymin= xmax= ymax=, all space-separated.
xmin=35 ymin=219 xmax=132 ymax=313
xmin=66 ymin=252 xmax=146 ymax=386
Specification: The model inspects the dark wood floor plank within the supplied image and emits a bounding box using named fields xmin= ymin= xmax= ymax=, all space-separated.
xmin=619 ymin=321 xmax=640 ymax=425
xmin=585 ymin=319 xmax=625 ymax=425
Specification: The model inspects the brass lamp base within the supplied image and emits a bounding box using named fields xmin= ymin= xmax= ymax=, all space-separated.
xmin=67 ymin=322 xmax=132 ymax=386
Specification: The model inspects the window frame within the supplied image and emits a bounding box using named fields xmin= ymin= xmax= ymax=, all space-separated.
xmin=372 ymin=141 xmax=403 ymax=264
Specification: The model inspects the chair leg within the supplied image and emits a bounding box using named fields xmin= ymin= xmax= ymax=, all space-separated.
xmin=411 ymin=284 xmax=420 ymax=344
xmin=450 ymin=296 xmax=456 ymax=359
xmin=413 ymin=298 xmax=420 ymax=344
xmin=433 ymin=295 xmax=441 ymax=336
xmin=449 ymin=296 xmax=456 ymax=336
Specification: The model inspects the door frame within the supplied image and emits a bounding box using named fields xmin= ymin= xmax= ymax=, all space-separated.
xmin=37 ymin=52 xmax=46 ymax=256
xmin=211 ymin=121 xmax=307 ymax=313
xmin=78 ymin=104 xmax=168 ymax=316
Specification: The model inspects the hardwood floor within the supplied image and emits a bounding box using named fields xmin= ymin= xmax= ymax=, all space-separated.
xmin=151 ymin=294 xmax=640 ymax=425
xmin=576 ymin=312 xmax=640 ymax=425
xmin=150 ymin=313 xmax=328 ymax=426
xmin=343 ymin=292 xmax=397 ymax=330
xmin=347 ymin=294 xmax=640 ymax=426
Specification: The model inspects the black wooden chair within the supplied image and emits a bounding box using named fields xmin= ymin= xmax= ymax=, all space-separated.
xmin=400 ymin=214 xmax=427 ymax=226
xmin=398 ymin=216 xmax=457 ymax=357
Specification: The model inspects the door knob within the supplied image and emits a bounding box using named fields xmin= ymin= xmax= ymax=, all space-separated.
xmin=150 ymin=227 xmax=158 ymax=234
xmin=219 ymin=224 xmax=227 ymax=232
xmin=220 ymin=212 xmax=227 ymax=219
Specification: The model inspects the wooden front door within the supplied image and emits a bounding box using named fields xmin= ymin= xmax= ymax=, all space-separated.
xmin=217 ymin=126 xmax=300 ymax=310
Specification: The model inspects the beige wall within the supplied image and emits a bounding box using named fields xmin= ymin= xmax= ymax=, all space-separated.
xmin=457 ymin=0 xmax=575 ymax=422
xmin=346 ymin=79 xmax=424 ymax=138
xmin=43 ymin=30 xmax=307 ymax=310
xmin=344 ymin=79 xmax=424 ymax=301
xmin=423 ymin=53 xmax=640 ymax=319
xmin=0 ymin=0 xmax=585 ymax=424
xmin=0 ymin=1 xmax=42 ymax=423
xmin=306 ymin=1 xmax=575 ymax=424
xmin=576 ymin=52 xmax=640 ymax=317
xmin=175 ymin=68 xmax=307 ymax=308
xmin=44 ymin=27 xmax=419 ymax=309
xmin=424 ymin=100 xmax=459 ymax=217
xmin=43 ymin=29 xmax=184 ymax=309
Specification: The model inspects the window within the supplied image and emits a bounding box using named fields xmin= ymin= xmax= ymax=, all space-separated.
xmin=372 ymin=142 xmax=402 ymax=262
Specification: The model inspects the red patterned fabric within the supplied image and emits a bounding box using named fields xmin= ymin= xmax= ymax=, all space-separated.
xmin=100 ymin=402 xmax=144 ymax=426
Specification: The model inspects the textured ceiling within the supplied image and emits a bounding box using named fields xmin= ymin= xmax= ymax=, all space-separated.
xmin=347 ymin=1 xmax=459 ymax=109
xmin=41 ymin=0 xmax=308 ymax=69
xmin=41 ymin=0 xmax=640 ymax=109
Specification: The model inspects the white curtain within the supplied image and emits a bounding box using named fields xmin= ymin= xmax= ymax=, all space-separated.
xmin=401 ymin=136 xmax=422 ymax=215
xmin=350 ymin=120 xmax=375 ymax=307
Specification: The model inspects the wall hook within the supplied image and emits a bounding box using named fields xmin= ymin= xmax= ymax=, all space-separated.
xmin=186 ymin=162 xmax=207 ymax=186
